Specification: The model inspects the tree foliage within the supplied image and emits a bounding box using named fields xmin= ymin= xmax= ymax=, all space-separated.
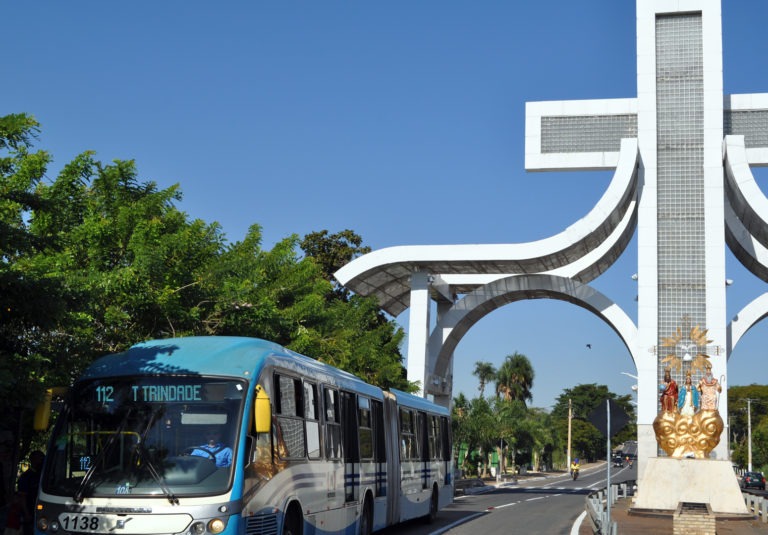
xmin=472 ymin=361 xmax=496 ymax=398
xmin=495 ymin=352 xmax=535 ymax=405
xmin=729 ymin=384 xmax=768 ymax=472
xmin=551 ymin=383 xmax=636 ymax=461
xmin=300 ymin=229 xmax=370 ymax=299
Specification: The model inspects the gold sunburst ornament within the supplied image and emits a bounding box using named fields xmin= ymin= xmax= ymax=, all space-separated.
xmin=659 ymin=324 xmax=713 ymax=374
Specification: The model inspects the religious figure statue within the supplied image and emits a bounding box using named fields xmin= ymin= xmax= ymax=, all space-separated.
xmin=677 ymin=371 xmax=699 ymax=416
xmin=698 ymin=363 xmax=721 ymax=410
xmin=659 ymin=368 xmax=678 ymax=412
xmin=653 ymin=363 xmax=723 ymax=459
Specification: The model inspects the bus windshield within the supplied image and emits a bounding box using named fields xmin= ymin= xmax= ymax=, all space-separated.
xmin=43 ymin=376 xmax=246 ymax=501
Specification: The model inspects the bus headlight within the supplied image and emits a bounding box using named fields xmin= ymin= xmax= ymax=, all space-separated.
xmin=50 ymin=521 xmax=60 ymax=533
xmin=207 ymin=518 xmax=226 ymax=534
xmin=191 ymin=522 xmax=205 ymax=535
xmin=37 ymin=517 xmax=49 ymax=532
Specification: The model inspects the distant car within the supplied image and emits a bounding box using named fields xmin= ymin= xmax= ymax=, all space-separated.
xmin=740 ymin=471 xmax=766 ymax=490
xmin=612 ymin=455 xmax=624 ymax=467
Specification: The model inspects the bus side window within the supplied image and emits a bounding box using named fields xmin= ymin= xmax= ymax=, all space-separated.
xmin=429 ymin=415 xmax=440 ymax=460
xmin=440 ymin=416 xmax=451 ymax=461
xmin=372 ymin=400 xmax=385 ymax=463
xmin=418 ymin=411 xmax=429 ymax=462
xmin=324 ymin=387 xmax=342 ymax=460
xmin=304 ymin=381 xmax=320 ymax=459
xmin=400 ymin=408 xmax=415 ymax=460
xmin=341 ymin=391 xmax=359 ymax=464
xmin=358 ymin=397 xmax=373 ymax=460
xmin=275 ymin=374 xmax=305 ymax=459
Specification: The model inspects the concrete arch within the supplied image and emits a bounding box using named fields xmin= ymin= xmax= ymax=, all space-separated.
xmin=724 ymin=135 xmax=768 ymax=281
xmin=428 ymin=274 xmax=638 ymax=382
xmin=727 ymin=292 xmax=768 ymax=358
xmin=334 ymin=139 xmax=639 ymax=316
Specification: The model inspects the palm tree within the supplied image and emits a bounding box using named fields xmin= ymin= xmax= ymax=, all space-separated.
xmin=473 ymin=361 xmax=497 ymax=398
xmin=495 ymin=352 xmax=535 ymax=405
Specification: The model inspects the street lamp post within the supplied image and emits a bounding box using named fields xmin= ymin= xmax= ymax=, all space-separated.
xmin=747 ymin=398 xmax=753 ymax=472
xmin=567 ymin=398 xmax=572 ymax=472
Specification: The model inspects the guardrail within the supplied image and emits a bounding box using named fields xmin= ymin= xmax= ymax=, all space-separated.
xmin=585 ymin=484 xmax=767 ymax=533
xmin=743 ymin=490 xmax=768 ymax=522
xmin=585 ymin=482 xmax=634 ymax=535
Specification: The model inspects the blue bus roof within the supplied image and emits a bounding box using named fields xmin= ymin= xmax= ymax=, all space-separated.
xmin=80 ymin=337 xmax=285 ymax=380
xmin=390 ymin=389 xmax=450 ymax=416
xmin=78 ymin=336 xmax=383 ymax=398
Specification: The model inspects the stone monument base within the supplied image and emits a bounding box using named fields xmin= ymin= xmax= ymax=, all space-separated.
xmin=632 ymin=458 xmax=748 ymax=515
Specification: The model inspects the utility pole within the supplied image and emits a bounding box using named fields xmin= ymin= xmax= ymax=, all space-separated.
xmin=567 ymin=398 xmax=572 ymax=470
xmin=747 ymin=398 xmax=753 ymax=472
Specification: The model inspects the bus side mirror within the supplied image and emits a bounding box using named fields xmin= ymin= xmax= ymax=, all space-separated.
xmin=254 ymin=386 xmax=271 ymax=434
xmin=33 ymin=389 xmax=53 ymax=431
xmin=33 ymin=386 xmax=68 ymax=430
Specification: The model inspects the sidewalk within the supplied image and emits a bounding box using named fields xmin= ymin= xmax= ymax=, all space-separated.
xmin=578 ymin=496 xmax=768 ymax=535
xmin=456 ymin=466 xmax=768 ymax=533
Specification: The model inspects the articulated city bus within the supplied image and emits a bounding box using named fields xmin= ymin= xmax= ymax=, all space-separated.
xmin=35 ymin=337 xmax=452 ymax=535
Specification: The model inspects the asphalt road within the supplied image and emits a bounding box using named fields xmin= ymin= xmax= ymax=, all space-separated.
xmin=377 ymin=462 xmax=638 ymax=535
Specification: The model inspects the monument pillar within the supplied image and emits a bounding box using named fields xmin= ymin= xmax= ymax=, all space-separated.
xmin=406 ymin=271 xmax=431 ymax=394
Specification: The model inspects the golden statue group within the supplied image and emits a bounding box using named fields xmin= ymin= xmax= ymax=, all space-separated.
xmin=653 ymin=363 xmax=723 ymax=458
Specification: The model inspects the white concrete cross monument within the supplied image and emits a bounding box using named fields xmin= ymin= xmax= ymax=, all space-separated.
xmin=527 ymin=0 xmax=768 ymax=514
xmin=336 ymin=0 xmax=768 ymax=515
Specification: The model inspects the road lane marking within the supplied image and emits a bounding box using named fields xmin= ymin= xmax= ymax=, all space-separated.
xmin=428 ymin=512 xmax=486 ymax=535
xmin=571 ymin=510 xmax=587 ymax=535
xmin=487 ymin=501 xmax=520 ymax=510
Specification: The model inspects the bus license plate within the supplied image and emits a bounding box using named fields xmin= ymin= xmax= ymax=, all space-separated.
xmin=58 ymin=514 xmax=101 ymax=533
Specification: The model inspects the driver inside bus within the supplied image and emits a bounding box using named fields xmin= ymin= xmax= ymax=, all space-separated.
xmin=189 ymin=428 xmax=233 ymax=468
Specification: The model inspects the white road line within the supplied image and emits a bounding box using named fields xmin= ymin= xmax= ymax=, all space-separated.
xmin=525 ymin=496 xmax=546 ymax=502
xmin=428 ymin=512 xmax=486 ymax=535
xmin=571 ymin=510 xmax=587 ymax=535
xmin=489 ymin=501 xmax=520 ymax=510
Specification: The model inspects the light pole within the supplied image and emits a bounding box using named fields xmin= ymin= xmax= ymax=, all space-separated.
xmin=567 ymin=398 xmax=572 ymax=472
xmin=747 ymin=398 xmax=753 ymax=472
xmin=621 ymin=372 xmax=639 ymax=410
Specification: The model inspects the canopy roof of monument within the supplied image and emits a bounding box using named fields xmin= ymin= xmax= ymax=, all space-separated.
xmin=335 ymin=139 xmax=640 ymax=316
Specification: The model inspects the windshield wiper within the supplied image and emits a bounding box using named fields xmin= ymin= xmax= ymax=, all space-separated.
xmin=135 ymin=407 xmax=178 ymax=505
xmin=73 ymin=409 xmax=133 ymax=503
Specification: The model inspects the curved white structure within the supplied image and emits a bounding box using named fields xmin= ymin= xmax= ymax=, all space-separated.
xmin=723 ymin=133 xmax=768 ymax=358
xmin=335 ymin=139 xmax=639 ymax=317
xmin=426 ymin=275 xmax=638 ymax=385
xmin=724 ymin=135 xmax=768 ymax=281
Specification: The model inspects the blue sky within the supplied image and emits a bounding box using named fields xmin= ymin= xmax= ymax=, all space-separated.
xmin=3 ymin=1 xmax=768 ymax=409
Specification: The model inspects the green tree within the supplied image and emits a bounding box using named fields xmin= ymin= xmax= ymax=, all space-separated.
xmin=495 ymin=352 xmax=535 ymax=405
xmin=300 ymin=229 xmax=371 ymax=298
xmin=551 ymin=383 xmax=636 ymax=461
xmin=728 ymin=385 xmax=768 ymax=470
xmin=452 ymin=396 xmax=497 ymax=477
xmin=492 ymin=398 xmax=528 ymax=472
xmin=0 ymin=113 xmax=68 ymax=504
xmin=31 ymin=156 xmax=225 ymax=362
xmin=472 ymin=361 xmax=496 ymax=398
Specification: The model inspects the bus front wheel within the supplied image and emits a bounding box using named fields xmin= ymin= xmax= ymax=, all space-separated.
xmin=282 ymin=505 xmax=303 ymax=535
xmin=359 ymin=495 xmax=373 ymax=535
xmin=424 ymin=487 xmax=438 ymax=524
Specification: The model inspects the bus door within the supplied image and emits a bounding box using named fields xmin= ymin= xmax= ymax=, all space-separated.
xmin=398 ymin=407 xmax=421 ymax=512
xmin=382 ymin=393 xmax=400 ymax=526
xmin=371 ymin=399 xmax=386 ymax=498
xmin=419 ymin=411 xmax=430 ymax=491
xmin=323 ymin=387 xmax=344 ymax=513
xmin=341 ymin=391 xmax=360 ymax=504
